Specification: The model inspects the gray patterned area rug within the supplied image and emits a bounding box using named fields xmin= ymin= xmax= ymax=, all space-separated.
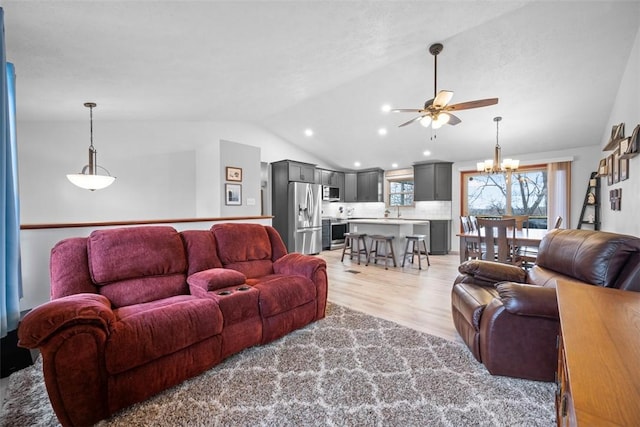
xmin=1 ymin=304 xmax=555 ymax=426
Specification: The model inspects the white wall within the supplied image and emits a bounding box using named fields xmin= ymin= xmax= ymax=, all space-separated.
xmin=220 ymin=139 xmax=261 ymax=216
xmin=18 ymin=121 xmax=211 ymax=224
xmin=599 ymin=27 xmax=640 ymax=236
xmin=17 ymin=120 xmax=324 ymax=223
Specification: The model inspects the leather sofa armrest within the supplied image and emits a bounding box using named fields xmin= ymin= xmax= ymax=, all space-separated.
xmin=273 ymin=253 xmax=326 ymax=280
xmin=496 ymin=282 xmax=559 ymax=319
xmin=18 ymin=294 xmax=115 ymax=348
xmin=456 ymin=260 xmax=527 ymax=287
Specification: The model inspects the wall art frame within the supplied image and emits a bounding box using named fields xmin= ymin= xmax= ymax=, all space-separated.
xmin=226 ymin=166 xmax=243 ymax=182
xmin=225 ymin=183 xmax=242 ymax=205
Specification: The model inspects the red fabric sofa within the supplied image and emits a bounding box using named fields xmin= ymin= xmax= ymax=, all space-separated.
xmin=18 ymin=223 xmax=327 ymax=427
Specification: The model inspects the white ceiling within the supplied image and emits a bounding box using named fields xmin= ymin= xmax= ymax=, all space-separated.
xmin=4 ymin=1 xmax=640 ymax=170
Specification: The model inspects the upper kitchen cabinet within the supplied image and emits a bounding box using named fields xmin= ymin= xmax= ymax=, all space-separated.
xmin=344 ymin=173 xmax=357 ymax=202
xmin=413 ymin=162 xmax=452 ymax=201
xmin=273 ymin=160 xmax=316 ymax=183
xmin=320 ymin=169 xmax=344 ymax=187
xmin=357 ymin=169 xmax=384 ymax=202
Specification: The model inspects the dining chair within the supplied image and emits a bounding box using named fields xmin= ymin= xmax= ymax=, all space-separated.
xmin=553 ymin=216 xmax=563 ymax=228
xmin=501 ymin=215 xmax=529 ymax=230
xmin=476 ymin=218 xmax=521 ymax=265
xmin=460 ymin=216 xmax=471 ymax=233
xmin=468 ymin=215 xmax=478 ymax=232
xmin=519 ymin=216 xmax=563 ymax=268
xmin=461 ymin=216 xmax=481 ymax=260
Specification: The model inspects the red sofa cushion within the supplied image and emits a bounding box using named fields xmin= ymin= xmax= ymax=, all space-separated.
xmin=181 ymin=230 xmax=223 ymax=275
xmin=212 ymin=224 xmax=274 ymax=278
xmin=106 ymin=295 xmax=223 ymax=374
xmin=251 ymin=275 xmax=316 ymax=317
xmin=87 ymin=226 xmax=188 ymax=307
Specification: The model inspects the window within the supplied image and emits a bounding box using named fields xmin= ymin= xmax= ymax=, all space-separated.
xmin=463 ymin=166 xmax=548 ymax=228
xmin=389 ymin=179 xmax=414 ymax=206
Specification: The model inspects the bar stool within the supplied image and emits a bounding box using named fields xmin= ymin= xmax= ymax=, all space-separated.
xmin=366 ymin=235 xmax=396 ymax=269
xmin=341 ymin=232 xmax=368 ymax=265
xmin=402 ymin=234 xmax=430 ymax=269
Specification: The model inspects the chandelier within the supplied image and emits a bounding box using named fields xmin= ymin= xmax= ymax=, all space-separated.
xmin=66 ymin=102 xmax=116 ymax=191
xmin=476 ymin=116 xmax=519 ymax=173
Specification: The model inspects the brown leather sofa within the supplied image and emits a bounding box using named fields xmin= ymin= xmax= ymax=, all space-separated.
xmin=451 ymin=228 xmax=640 ymax=381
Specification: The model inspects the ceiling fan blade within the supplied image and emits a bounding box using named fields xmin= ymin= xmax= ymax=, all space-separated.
xmin=391 ymin=108 xmax=422 ymax=113
xmin=398 ymin=115 xmax=424 ymax=127
xmin=447 ymin=113 xmax=462 ymax=126
xmin=433 ymin=90 xmax=454 ymax=108
xmin=446 ymin=98 xmax=499 ymax=111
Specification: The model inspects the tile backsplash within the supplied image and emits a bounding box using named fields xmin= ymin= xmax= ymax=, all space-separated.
xmin=322 ymin=201 xmax=451 ymax=220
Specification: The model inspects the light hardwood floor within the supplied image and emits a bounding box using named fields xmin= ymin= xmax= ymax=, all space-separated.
xmin=320 ymin=248 xmax=464 ymax=344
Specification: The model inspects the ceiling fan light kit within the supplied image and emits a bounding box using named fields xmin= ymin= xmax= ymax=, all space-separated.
xmin=392 ymin=43 xmax=498 ymax=129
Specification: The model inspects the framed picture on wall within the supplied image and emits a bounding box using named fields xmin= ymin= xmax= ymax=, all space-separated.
xmin=225 ymin=183 xmax=242 ymax=205
xmin=226 ymin=166 xmax=243 ymax=182
xmin=620 ymin=154 xmax=629 ymax=181
xmin=613 ymin=148 xmax=620 ymax=183
xmin=606 ymin=154 xmax=614 ymax=185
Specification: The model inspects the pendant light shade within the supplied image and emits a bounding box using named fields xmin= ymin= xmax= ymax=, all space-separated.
xmin=66 ymin=102 xmax=116 ymax=190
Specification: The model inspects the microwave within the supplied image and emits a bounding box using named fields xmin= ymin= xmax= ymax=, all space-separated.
xmin=323 ymin=186 xmax=340 ymax=201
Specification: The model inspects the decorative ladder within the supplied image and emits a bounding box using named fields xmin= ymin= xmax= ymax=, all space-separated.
xmin=577 ymin=172 xmax=600 ymax=230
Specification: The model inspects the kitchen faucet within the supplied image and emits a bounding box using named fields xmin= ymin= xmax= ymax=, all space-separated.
xmin=397 ymin=205 xmax=401 ymax=218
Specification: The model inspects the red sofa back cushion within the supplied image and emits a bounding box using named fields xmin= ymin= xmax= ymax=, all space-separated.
xmin=181 ymin=230 xmax=223 ymax=276
xmin=211 ymin=223 xmax=275 ymax=278
xmin=87 ymin=226 xmax=188 ymax=307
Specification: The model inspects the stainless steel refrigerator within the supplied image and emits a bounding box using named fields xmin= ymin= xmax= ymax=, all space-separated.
xmin=289 ymin=182 xmax=322 ymax=254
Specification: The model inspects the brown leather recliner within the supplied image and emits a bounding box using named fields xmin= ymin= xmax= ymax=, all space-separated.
xmin=452 ymin=228 xmax=640 ymax=381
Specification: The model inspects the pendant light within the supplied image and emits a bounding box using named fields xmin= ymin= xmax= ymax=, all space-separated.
xmin=476 ymin=116 xmax=519 ymax=173
xmin=66 ymin=102 xmax=116 ymax=190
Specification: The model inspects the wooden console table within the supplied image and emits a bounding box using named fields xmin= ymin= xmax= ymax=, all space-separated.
xmin=556 ymin=281 xmax=640 ymax=426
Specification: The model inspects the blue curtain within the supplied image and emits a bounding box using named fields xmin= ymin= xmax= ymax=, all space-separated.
xmin=1 ymin=7 xmax=22 ymax=338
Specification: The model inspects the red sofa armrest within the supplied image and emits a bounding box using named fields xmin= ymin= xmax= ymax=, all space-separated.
xmin=496 ymin=282 xmax=559 ymax=319
xmin=18 ymin=293 xmax=115 ymax=348
xmin=455 ymin=260 xmax=527 ymax=287
xmin=273 ymin=253 xmax=326 ymax=279
xmin=187 ymin=268 xmax=247 ymax=296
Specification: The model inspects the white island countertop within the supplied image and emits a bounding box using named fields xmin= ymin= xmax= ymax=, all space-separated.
xmin=347 ymin=218 xmax=430 ymax=225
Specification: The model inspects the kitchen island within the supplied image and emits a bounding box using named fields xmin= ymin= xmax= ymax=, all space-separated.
xmin=348 ymin=219 xmax=430 ymax=264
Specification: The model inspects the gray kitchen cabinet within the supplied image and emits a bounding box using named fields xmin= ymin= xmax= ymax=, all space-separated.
xmin=320 ymin=169 xmax=344 ymax=187
xmin=414 ymin=162 xmax=452 ymax=201
xmin=429 ymin=220 xmax=450 ymax=255
xmin=344 ymin=173 xmax=357 ymax=202
xmin=286 ymin=160 xmax=316 ymax=183
xmin=356 ymin=169 xmax=383 ymax=202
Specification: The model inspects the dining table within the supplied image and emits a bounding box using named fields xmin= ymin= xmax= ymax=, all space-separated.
xmin=456 ymin=227 xmax=549 ymax=263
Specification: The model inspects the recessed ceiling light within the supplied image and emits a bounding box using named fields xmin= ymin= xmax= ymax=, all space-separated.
xmin=304 ymin=129 xmax=313 ymax=137
xmin=354 ymin=161 xmax=361 ymax=167
xmin=391 ymin=163 xmax=398 ymax=168
xmin=381 ymin=104 xmax=391 ymax=113
xmin=378 ymin=128 xmax=387 ymax=136
xmin=423 ymin=150 xmax=431 ymax=156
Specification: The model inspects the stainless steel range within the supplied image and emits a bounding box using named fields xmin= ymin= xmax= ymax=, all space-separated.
xmin=329 ymin=218 xmax=349 ymax=250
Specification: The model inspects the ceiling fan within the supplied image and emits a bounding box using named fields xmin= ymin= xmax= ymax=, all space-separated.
xmin=392 ymin=43 xmax=498 ymax=129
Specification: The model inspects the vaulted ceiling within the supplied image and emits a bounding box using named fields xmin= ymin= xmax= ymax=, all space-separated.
xmin=4 ymin=1 xmax=640 ymax=170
